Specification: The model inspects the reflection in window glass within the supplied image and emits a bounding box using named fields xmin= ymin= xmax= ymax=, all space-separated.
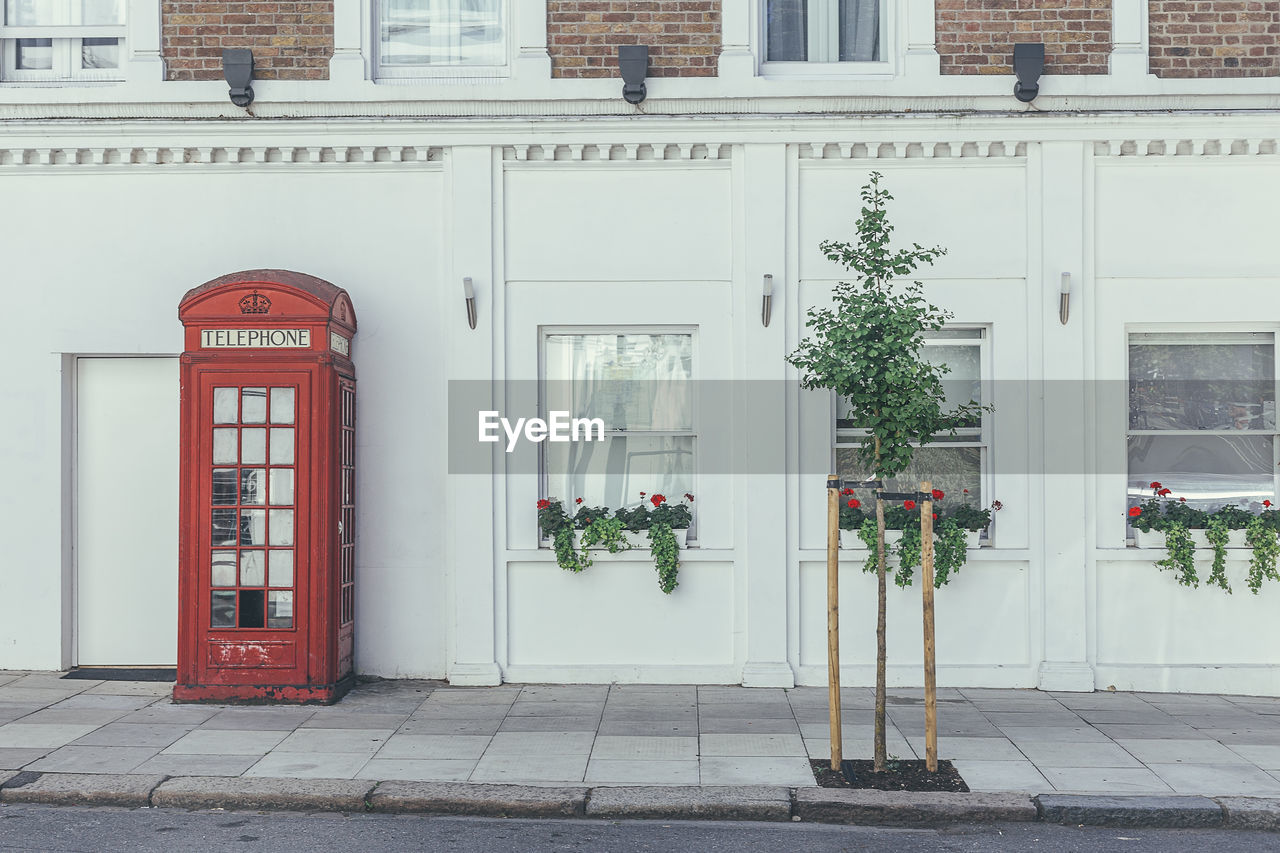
xmin=547 ymin=435 xmax=695 ymax=512
xmin=81 ymin=37 xmax=118 ymax=68
xmin=838 ymin=446 xmax=982 ymax=508
xmin=240 ymin=509 xmax=266 ymax=546
xmin=211 ymin=551 xmax=236 ymax=587
xmin=211 ymin=508 xmax=238 ymax=546
xmin=241 ymin=388 xmax=267 ymax=423
xmin=380 ymin=0 xmax=504 ymax=67
xmin=267 ymin=591 xmax=293 ymax=628
xmin=211 ymin=469 xmax=237 ymax=505
xmin=240 ymin=469 xmax=266 ymax=505
xmin=270 ymin=387 xmax=295 ymax=424
xmin=211 ymin=590 xmax=236 ymax=628
xmin=239 ymin=550 xmax=265 ymax=586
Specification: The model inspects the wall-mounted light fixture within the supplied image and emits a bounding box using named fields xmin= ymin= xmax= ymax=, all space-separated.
xmin=618 ymin=45 xmax=648 ymax=105
xmin=1013 ymin=42 xmax=1044 ymax=103
xmin=1059 ymin=272 xmax=1071 ymax=325
xmin=761 ymin=274 xmax=774 ymax=327
xmin=463 ymin=277 xmax=477 ymax=330
xmin=222 ymin=48 xmax=255 ymax=108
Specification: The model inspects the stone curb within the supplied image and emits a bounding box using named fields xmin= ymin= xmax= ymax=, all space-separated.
xmin=151 ymin=776 xmax=375 ymax=812
xmin=1034 ymin=794 xmax=1224 ymax=828
xmin=585 ymin=786 xmax=791 ymax=822
xmin=0 ymin=772 xmax=167 ymax=808
xmin=1216 ymin=797 xmax=1280 ymax=831
xmin=368 ymin=781 xmax=588 ymax=818
xmin=793 ymin=788 xmax=1037 ymax=827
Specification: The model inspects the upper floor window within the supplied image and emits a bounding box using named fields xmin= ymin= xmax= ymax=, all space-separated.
xmin=766 ymin=0 xmax=880 ymax=63
xmin=378 ymin=0 xmax=505 ymax=76
xmin=1 ymin=0 xmax=124 ymax=82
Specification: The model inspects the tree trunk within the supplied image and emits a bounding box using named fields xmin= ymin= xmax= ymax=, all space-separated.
xmin=874 ymin=494 xmax=887 ymax=773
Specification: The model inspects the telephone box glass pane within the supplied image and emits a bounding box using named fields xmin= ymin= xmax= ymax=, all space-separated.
xmin=270 ymin=388 xmax=295 ymax=424
xmin=270 ymin=429 xmax=295 ymax=465
xmin=239 ymin=550 xmax=265 ymax=586
xmin=211 ymin=551 xmax=236 ymax=586
xmin=241 ymin=429 xmax=267 ymax=464
xmin=268 ymin=550 xmax=294 ymax=587
xmin=267 ymin=591 xmax=293 ymax=628
xmin=241 ymin=388 xmax=267 ymax=423
xmin=212 ymin=429 xmax=238 ymax=464
xmin=237 ymin=589 xmax=265 ymax=628
xmin=269 ymin=469 xmax=294 ymax=505
xmin=211 ymin=590 xmax=236 ymax=627
xmin=211 ymin=469 xmax=237 ymax=505
xmin=268 ymin=510 xmax=294 ymax=546
xmin=211 ymin=508 xmax=237 ymax=546
xmin=240 ymin=469 xmax=266 ymax=505
xmin=239 ymin=509 xmax=266 ymax=546
xmin=213 ymin=388 xmax=238 ymax=423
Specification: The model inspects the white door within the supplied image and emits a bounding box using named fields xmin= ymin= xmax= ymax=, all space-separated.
xmin=76 ymin=357 xmax=179 ymax=666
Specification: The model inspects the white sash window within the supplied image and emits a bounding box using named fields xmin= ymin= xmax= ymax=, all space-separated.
xmin=1 ymin=0 xmax=125 ymax=81
xmin=377 ymin=0 xmax=505 ymax=76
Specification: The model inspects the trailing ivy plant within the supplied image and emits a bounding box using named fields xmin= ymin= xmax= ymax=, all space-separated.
xmin=1246 ymin=515 xmax=1279 ymax=594
xmin=649 ymin=522 xmax=680 ymax=594
xmin=787 ymin=172 xmax=987 ymax=773
xmin=578 ymin=516 xmax=631 ymax=563
xmin=538 ymin=498 xmax=588 ymax=573
xmin=1156 ymin=522 xmax=1198 ymax=588
xmin=931 ymin=519 xmax=969 ymax=587
xmin=1203 ymin=517 xmax=1231 ymax=593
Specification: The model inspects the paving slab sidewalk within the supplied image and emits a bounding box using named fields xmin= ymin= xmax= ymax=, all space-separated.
xmin=3 ymin=672 xmax=1280 ymax=827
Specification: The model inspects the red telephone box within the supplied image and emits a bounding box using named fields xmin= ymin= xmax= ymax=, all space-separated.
xmin=175 ymin=270 xmax=356 ymax=703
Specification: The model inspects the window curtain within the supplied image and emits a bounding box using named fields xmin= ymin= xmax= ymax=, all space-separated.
xmin=766 ymin=0 xmax=879 ymax=62
xmin=839 ymin=0 xmax=879 ymax=62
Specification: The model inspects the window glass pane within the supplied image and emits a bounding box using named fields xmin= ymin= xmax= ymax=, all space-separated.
xmin=81 ymin=36 xmax=118 ymax=68
xmin=213 ymin=388 xmax=238 ymax=423
xmin=268 ymin=550 xmax=294 ymax=587
xmin=240 ymin=509 xmax=266 ymax=546
xmin=267 ymin=591 xmax=293 ymax=629
xmin=766 ymin=0 xmax=806 ymax=61
xmin=239 ymin=550 xmax=265 ymax=586
xmin=241 ymin=428 xmax=267 ymax=464
xmin=238 ymin=589 xmax=264 ymax=628
xmin=1129 ymin=333 xmax=1275 ymax=431
xmin=6 ymin=1 xmax=54 ymax=26
xmin=15 ymin=38 xmax=53 ymax=70
xmin=837 ymin=445 xmax=983 ymax=507
xmin=381 ymin=0 xmax=504 ymax=66
xmin=79 ymin=0 xmax=122 ymax=25
xmin=240 ymin=469 xmax=266 ymax=505
xmin=211 ymin=590 xmax=236 ymax=628
xmin=212 ymin=428 xmax=237 ymax=464
xmin=211 ymin=469 xmax=237 ymax=505
xmin=211 ymin=508 xmax=237 ymax=546
xmin=269 ymin=469 xmax=294 ymax=505
xmin=544 ymin=333 xmax=693 ymax=431
xmin=241 ymin=388 xmax=267 ymax=423
xmin=269 ymin=509 xmax=294 ymax=546
xmin=270 ymin=387 xmax=295 ymax=424
xmin=270 ymin=428 xmax=294 ymax=465
xmin=211 ymin=551 xmax=236 ymax=587
xmin=546 ymin=435 xmax=694 ymax=510
xmin=1127 ymin=434 xmax=1275 ymax=511
xmin=838 ymin=0 xmax=879 ymax=61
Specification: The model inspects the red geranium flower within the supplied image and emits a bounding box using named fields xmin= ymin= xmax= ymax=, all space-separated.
xmin=1265 ymin=500 xmax=1273 ymax=508
xmin=1150 ymin=481 xmax=1162 ymax=490
xmin=1179 ymin=497 xmax=1187 ymax=502
xmin=575 ymin=497 xmax=583 ymax=504
xmin=840 ymin=488 xmax=854 ymax=496
xmin=685 ymin=493 xmax=695 ymax=502
xmin=847 ymin=498 xmax=860 ymax=509
xmin=933 ymin=512 xmax=938 ymax=520
xmin=1158 ymin=488 xmax=1171 ymax=497
xmin=537 ymin=499 xmax=550 ymax=509
xmin=904 ymin=500 xmax=916 ymax=510
xmin=640 ymin=492 xmax=646 ymax=497
xmin=1128 ymin=507 xmax=1142 ymax=517
xmin=931 ymin=489 xmax=944 ymax=500
xmin=650 ymin=494 xmax=666 ymax=507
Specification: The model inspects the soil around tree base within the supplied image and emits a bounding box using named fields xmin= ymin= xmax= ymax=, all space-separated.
xmin=810 ymin=758 xmax=970 ymax=792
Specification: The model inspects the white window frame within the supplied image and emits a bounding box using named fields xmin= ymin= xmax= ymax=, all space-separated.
xmin=1124 ymin=328 xmax=1279 ymax=516
xmin=537 ymin=326 xmax=699 ymax=535
xmin=760 ymin=0 xmax=892 ymax=78
xmin=372 ymin=0 xmax=510 ymax=81
xmin=833 ymin=327 xmax=993 ymax=536
xmin=0 ymin=0 xmax=126 ymax=83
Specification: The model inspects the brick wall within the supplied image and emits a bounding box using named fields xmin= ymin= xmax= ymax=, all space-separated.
xmin=936 ymin=0 xmax=1111 ymax=75
xmin=547 ymin=0 xmax=720 ymax=78
xmin=1149 ymin=1 xmax=1280 ymax=77
xmin=162 ymin=1 xmax=333 ymax=82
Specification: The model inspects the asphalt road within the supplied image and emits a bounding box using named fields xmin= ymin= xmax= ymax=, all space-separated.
xmin=2 ymin=805 xmax=1279 ymax=852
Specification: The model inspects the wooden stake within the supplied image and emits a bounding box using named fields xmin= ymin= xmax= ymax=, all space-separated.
xmin=920 ymin=481 xmax=938 ymax=773
xmin=826 ymin=474 xmax=842 ymax=772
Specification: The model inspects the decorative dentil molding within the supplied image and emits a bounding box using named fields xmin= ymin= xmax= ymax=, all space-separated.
xmin=0 ymin=145 xmax=443 ymax=167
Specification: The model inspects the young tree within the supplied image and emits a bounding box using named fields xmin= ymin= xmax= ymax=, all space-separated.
xmin=788 ymin=172 xmax=985 ymax=772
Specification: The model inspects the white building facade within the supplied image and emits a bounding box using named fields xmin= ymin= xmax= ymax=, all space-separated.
xmin=3 ymin=1 xmax=1280 ymax=694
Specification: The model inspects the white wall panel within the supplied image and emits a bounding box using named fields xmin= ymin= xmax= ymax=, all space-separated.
xmin=504 ymin=167 xmax=733 ymax=282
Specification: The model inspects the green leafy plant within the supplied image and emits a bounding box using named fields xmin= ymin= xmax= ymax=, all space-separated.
xmin=1246 ymin=515 xmax=1279 ymax=594
xmin=1203 ymin=517 xmax=1231 ymax=593
xmin=1155 ymin=522 xmax=1198 ymax=588
xmin=931 ymin=519 xmax=969 ymax=587
xmin=839 ymin=491 xmax=866 ymax=530
xmin=538 ymin=499 xmax=588 ymax=573
xmin=578 ymin=516 xmax=631 ymax=559
xmin=648 ymin=493 xmax=693 ymax=529
xmin=787 ymin=172 xmax=987 ymax=773
xmin=649 ymin=522 xmax=680 ymax=594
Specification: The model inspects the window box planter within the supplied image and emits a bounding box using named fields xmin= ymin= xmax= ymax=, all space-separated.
xmin=839 ymin=528 xmax=982 ymax=550
xmin=622 ymin=529 xmax=688 ymax=549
